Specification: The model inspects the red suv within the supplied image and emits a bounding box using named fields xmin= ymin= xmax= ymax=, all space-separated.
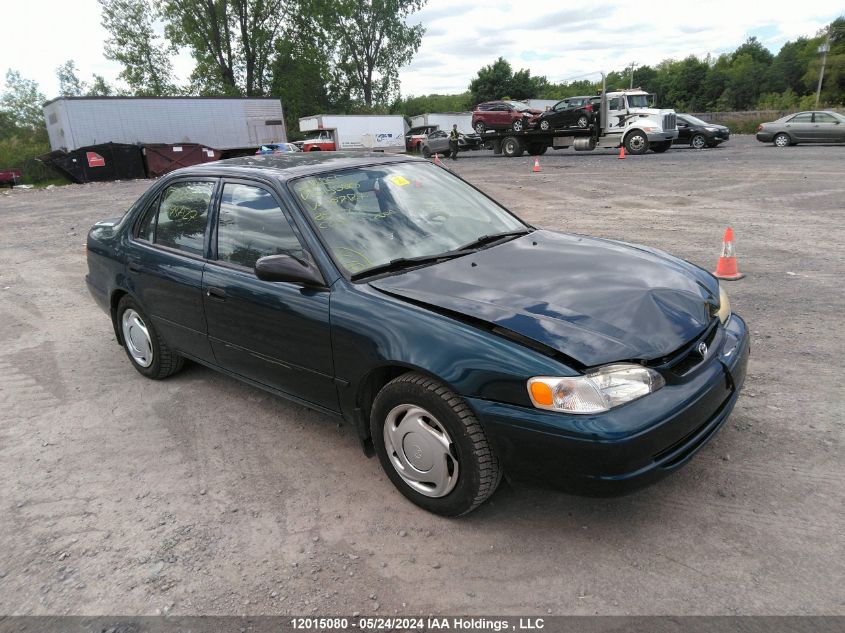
xmin=472 ymin=101 xmax=542 ymax=134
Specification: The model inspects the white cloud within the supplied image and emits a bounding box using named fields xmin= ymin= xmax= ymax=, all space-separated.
xmin=0 ymin=0 xmax=840 ymax=100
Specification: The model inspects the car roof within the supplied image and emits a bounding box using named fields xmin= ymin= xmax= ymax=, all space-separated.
xmin=177 ymin=152 xmax=423 ymax=182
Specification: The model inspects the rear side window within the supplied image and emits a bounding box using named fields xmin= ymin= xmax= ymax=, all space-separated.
xmin=814 ymin=113 xmax=837 ymax=123
xmin=216 ymin=183 xmax=303 ymax=269
xmin=154 ymin=181 xmax=214 ymax=255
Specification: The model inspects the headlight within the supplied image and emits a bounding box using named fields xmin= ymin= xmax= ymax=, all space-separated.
xmin=705 ymin=126 xmax=719 ymax=132
xmin=718 ymin=285 xmax=731 ymax=324
xmin=527 ymin=364 xmax=665 ymax=414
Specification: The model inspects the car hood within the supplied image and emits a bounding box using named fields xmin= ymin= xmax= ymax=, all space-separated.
xmin=369 ymin=230 xmax=719 ymax=367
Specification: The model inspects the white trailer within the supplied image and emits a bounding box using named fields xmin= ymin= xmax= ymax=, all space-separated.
xmin=42 ymin=97 xmax=287 ymax=152
xmin=298 ymin=115 xmax=406 ymax=152
xmin=409 ymin=112 xmax=474 ymax=134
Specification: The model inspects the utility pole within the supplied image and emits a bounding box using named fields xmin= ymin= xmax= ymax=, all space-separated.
xmin=628 ymin=62 xmax=638 ymax=89
xmin=815 ymin=27 xmax=831 ymax=108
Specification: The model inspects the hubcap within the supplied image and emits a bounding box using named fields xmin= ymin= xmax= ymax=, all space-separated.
xmin=121 ymin=309 xmax=153 ymax=368
xmin=629 ymin=135 xmax=646 ymax=151
xmin=383 ymin=404 xmax=459 ymax=498
xmin=540 ymin=120 xmax=549 ymax=130
xmin=578 ymin=116 xmax=588 ymax=128
xmin=693 ymin=136 xmax=705 ymax=148
xmin=775 ymin=135 xmax=788 ymax=147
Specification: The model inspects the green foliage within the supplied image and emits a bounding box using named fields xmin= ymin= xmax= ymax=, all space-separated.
xmin=307 ymin=0 xmax=426 ymax=108
xmin=468 ymin=57 xmax=547 ymax=104
xmin=1 ymin=70 xmax=46 ymax=129
xmin=100 ymin=0 xmax=177 ymax=95
xmin=391 ymin=92 xmax=472 ymax=117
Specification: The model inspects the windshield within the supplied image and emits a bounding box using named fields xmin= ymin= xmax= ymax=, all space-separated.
xmin=626 ymin=94 xmax=652 ymax=108
xmin=291 ymin=162 xmax=527 ymax=277
xmin=682 ymin=115 xmax=709 ymax=126
xmin=508 ymin=101 xmax=531 ymax=112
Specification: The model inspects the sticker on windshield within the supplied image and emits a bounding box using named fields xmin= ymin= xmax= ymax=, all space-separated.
xmin=388 ymin=175 xmax=410 ymax=187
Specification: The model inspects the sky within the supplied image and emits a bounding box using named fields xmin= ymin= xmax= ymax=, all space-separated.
xmin=1 ymin=0 xmax=842 ymax=101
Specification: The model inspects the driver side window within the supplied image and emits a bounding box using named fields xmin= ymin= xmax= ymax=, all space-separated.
xmin=216 ymin=183 xmax=303 ymax=269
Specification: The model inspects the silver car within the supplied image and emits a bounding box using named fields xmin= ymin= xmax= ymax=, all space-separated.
xmin=420 ymin=130 xmax=482 ymax=158
xmin=756 ymin=111 xmax=845 ymax=147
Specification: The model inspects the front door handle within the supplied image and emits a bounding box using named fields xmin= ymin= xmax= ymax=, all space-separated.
xmin=206 ymin=288 xmax=226 ymax=302
xmin=128 ymin=262 xmax=142 ymax=273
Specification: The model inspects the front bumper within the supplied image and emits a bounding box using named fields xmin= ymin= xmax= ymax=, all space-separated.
xmin=468 ymin=314 xmax=749 ymax=494
xmin=647 ymin=130 xmax=679 ymax=142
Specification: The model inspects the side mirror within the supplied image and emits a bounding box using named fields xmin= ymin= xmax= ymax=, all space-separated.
xmin=255 ymin=253 xmax=325 ymax=287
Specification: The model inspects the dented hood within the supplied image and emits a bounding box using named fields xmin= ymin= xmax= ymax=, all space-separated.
xmin=370 ymin=230 xmax=719 ymax=367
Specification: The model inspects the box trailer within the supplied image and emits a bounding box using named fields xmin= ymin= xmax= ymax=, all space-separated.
xmin=409 ymin=112 xmax=474 ymax=134
xmin=42 ymin=97 xmax=287 ymax=152
xmin=297 ymin=115 xmax=406 ymax=152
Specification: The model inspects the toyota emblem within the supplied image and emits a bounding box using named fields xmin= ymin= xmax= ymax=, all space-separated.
xmin=698 ymin=342 xmax=708 ymax=357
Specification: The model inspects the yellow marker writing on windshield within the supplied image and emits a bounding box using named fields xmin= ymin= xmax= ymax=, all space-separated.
xmin=389 ymin=175 xmax=411 ymax=186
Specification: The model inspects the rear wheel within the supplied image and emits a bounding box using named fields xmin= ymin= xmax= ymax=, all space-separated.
xmin=501 ymin=136 xmax=525 ymax=157
xmin=691 ymin=134 xmax=707 ymax=149
xmin=773 ymin=133 xmax=791 ymax=148
xmin=624 ymin=130 xmax=649 ymax=155
xmin=474 ymin=121 xmax=486 ymax=135
xmin=539 ymin=119 xmax=550 ymax=131
xmin=576 ymin=115 xmax=589 ymax=128
xmin=117 ymin=296 xmax=184 ymax=379
xmin=371 ymin=373 xmax=502 ymax=516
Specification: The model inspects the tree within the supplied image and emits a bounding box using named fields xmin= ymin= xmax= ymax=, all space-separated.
xmin=99 ymin=0 xmax=177 ymax=95
xmin=57 ymin=60 xmax=86 ymax=96
xmin=88 ymin=75 xmax=116 ymax=96
xmin=269 ymin=33 xmax=332 ymax=137
xmin=309 ymin=0 xmax=426 ymax=108
xmin=469 ymin=58 xmax=515 ymax=104
xmin=0 ymin=70 xmax=46 ymax=129
xmin=160 ymin=0 xmax=287 ymax=96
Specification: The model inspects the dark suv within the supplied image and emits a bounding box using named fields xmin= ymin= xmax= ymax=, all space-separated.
xmin=472 ymin=101 xmax=542 ymax=134
xmin=530 ymin=96 xmax=599 ymax=131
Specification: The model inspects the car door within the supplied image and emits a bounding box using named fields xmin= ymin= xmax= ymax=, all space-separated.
xmin=202 ymin=179 xmax=338 ymax=412
xmin=427 ymin=130 xmax=448 ymax=153
xmin=811 ymin=112 xmax=843 ymax=141
xmin=494 ymin=103 xmax=512 ymax=128
xmin=676 ymin=116 xmax=691 ymax=143
xmin=128 ymin=178 xmax=217 ymax=363
xmin=783 ymin=112 xmax=814 ymax=141
xmin=547 ymin=100 xmax=568 ymax=128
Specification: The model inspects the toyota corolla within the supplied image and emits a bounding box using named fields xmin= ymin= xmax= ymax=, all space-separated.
xmin=86 ymin=153 xmax=749 ymax=516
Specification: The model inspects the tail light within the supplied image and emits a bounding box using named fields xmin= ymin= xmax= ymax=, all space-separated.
xmin=585 ymin=104 xmax=593 ymax=112
xmin=756 ymin=124 xmax=763 ymax=132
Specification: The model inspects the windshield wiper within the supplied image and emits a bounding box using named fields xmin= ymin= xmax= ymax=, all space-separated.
xmin=457 ymin=229 xmax=531 ymax=252
xmin=350 ymin=250 xmax=472 ymax=281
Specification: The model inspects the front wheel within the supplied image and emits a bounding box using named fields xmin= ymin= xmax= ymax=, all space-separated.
xmin=117 ymin=296 xmax=184 ymax=379
xmin=624 ymin=131 xmax=649 ymax=155
xmin=539 ymin=119 xmax=550 ymax=131
xmin=773 ymin=133 xmax=791 ymax=148
xmin=512 ymin=118 xmax=526 ymax=133
xmin=576 ymin=115 xmax=589 ymax=128
xmin=371 ymin=373 xmax=502 ymax=516
xmin=421 ymin=146 xmax=432 ymax=158
xmin=691 ymin=134 xmax=707 ymax=149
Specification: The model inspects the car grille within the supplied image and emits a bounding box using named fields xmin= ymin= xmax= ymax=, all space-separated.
xmin=663 ymin=113 xmax=676 ymax=130
xmin=653 ymin=318 xmax=720 ymax=377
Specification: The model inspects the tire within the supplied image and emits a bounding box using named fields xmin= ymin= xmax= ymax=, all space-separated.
xmin=512 ymin=118 xmax=526 ymax=133
xmin=116 ymin=296 xmax=184 ymax=379
xmin=474 ymin=121 xmax=486 ymax=135
xmin=539 ymin=119 xmax=550 ymax=131
xmin=370 ymin=373 xmax=502 ymax=516
xmin=773 ymin=133 xmax=791 ymax=148
xmin=624 ymin=130 xmax=649 ymax=155
xmin=576 ymin=115 xmax=589 ymax=129
xmin=651 ymin=141 xmax=671 ymax=153
xmin=501 ymin=136 xmax=524 ymax=158
xmin=421 ymin=146 xmax=431 ymax=158
xmin=527 ymin=144 xmax=547 ymax=156
xmin=691 ymin=134 xmax=707 ymax=149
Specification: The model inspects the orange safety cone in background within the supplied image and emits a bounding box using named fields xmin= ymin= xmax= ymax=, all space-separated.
xmin=618 ymin=146 xmax=626 ymax=159
xmin=532 ymin=158 xmax=541 ymax=172
xmin=713 ymin=227 xmax=745 ymax=280
xmin=433 ymin=153 xmax=441 ymax=165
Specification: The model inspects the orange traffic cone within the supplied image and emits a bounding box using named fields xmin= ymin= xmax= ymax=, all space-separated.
xmin=618 ymin=146 xmax=626 ymax=159
xmin=713 ymin=227 xmax=745 ymax=280
xmin=433 ymin=153 xmax=441 ymax=165
xmin=532 ymin=158 xmax=541 ymax=172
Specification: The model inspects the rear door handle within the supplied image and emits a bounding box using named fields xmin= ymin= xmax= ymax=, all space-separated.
xmin=128 ymin=262 xmax=142 ymax=273
xmin=206 ymin=287 xmax=226 ymax=301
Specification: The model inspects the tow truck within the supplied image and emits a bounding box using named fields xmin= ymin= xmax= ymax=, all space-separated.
xmin=482 ymin=88 xmax=677 ymax=157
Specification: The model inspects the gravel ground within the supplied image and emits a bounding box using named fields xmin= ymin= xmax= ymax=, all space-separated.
xmin=0 ymin=135 xmax=843 ymax=616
